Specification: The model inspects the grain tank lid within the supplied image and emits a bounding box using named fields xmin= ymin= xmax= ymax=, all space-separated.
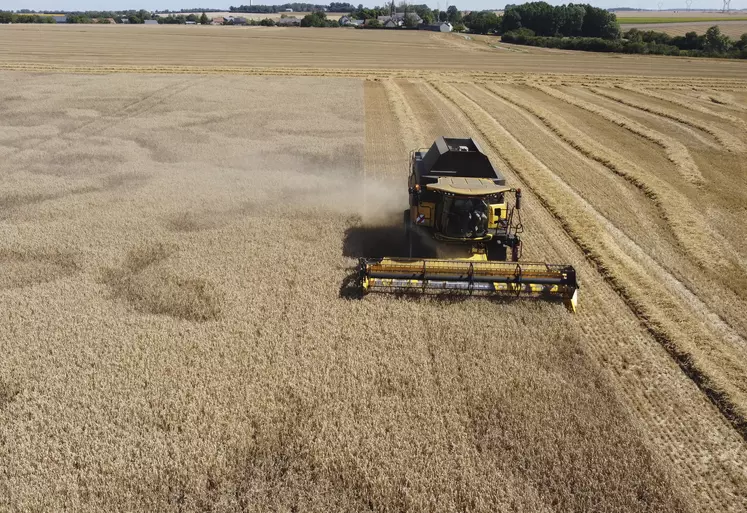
xmin=421 ymin=136 xmax=505 ymax=184
xmin=426 ymin=177 xmax=510 ymax=195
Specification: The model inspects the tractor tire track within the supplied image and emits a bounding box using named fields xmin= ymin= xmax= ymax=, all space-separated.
xmin=72 ymin=78 xmax=203 ymax=137
xmin=381 ymin=79 xmax=425 ymax=151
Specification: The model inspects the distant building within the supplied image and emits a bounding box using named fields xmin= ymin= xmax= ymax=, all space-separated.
xmin=420 ymin=22 xmax=453 ymax=32
xmin=285 ymin=8 xmax=293 ymax=12
xmin=211 ymin=17 xmax=225 ymax=25
xmin=53 ymin=15 xmax=67 ymax=23
xmin=340 ymin=16 xmax=366 ymax=27
xmin=120 ymin=17 xmax=130 ymax=24
xmin=232 ymin=17 xmax=248 ymax=25
xmin=277 ymin=17 xmax=301 ymax=26
xmin=377 ymin=12 xmax=423 ymax=27
xmin=143 ymin=20 xmax=158 ymax=25
xmin=339 ymin=16 xmax=365 ymax=26
xmin=185 ymin=21 xmax=197 ymax=24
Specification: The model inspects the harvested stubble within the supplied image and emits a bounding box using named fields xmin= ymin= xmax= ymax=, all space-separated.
xmin=1 ymin=40 xmax=747 ymax=512
xmin=587 ymin=86 xmax=746 ymax=153
xmin=531 ymin=84 xmax=705 ymax=186
xmin=615 ymin=84 xmax=747 ymax=133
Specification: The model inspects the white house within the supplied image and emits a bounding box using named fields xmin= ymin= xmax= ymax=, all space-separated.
xmin=339 ymin=16 xmax=364 ymax=26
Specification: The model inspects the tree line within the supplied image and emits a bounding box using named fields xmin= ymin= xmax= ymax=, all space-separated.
xmin=0 ymin=12 xmax=56 ymax=23
xmin=157 ymin=12 xmax=211 ymax=24
xmin=158 ymin=8 xmax=224 ymax=13
xmin=0 ymin=9 xmax=217 ymax=25
xmin=502 ymin=25 xmax=747 ymax=59
xmin=229 ymin=3 xmax=355 ymax=13
xmin=347 ymin=4 xmax=462 ymax=27
xmin=0 ymin=10 xmax=159 ymax=24
xmin=501 ymin=2 xmax=620 ymax=39
xmin=459 ymin=3 xmax=620 ymax=38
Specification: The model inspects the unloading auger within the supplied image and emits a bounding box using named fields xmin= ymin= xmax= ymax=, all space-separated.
xmin=358 ymin=137 xmax=579 ymax=312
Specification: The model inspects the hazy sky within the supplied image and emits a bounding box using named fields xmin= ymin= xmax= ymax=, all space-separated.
xmin=4 ymin=0 xmax=745 ymax=12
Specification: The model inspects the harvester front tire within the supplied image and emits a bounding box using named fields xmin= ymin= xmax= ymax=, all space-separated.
xmin=404 ymin=209 xmax=413 ymax=257
xmin=487 ymin=243 xmax=508 ymax=261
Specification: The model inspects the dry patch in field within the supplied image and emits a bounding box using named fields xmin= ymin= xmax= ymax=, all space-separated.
xmin=0 ymin=248 xmax=78 ymax=289
xmin=101 ymin=243 xmax=221 ymax=322
xmin=0 ymin=378 xmax=21 ymax=409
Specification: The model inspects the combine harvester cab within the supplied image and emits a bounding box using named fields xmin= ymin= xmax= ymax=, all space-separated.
xmin=358 ymin=137 xmax=579 ymax=312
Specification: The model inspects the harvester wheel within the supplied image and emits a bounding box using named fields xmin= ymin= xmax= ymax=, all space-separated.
xmin=404 ymin=209 xmax=413 ymax=257
xmin=487 ymin=243 xmax=507 ymax=261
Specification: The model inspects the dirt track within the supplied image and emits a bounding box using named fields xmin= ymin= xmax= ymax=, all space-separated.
xmin=1 ymin=27 xmax=747 ymax=512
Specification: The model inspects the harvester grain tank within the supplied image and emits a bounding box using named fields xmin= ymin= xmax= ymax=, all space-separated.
xmin=358 ymin=137 xmax=579 ymax=311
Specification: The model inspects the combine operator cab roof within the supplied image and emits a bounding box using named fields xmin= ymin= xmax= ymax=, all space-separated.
xmin=415 ymin=137 xmax=506 ymax=186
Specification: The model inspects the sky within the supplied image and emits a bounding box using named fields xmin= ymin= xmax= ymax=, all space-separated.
xmin=3 ymin=0 xmax=745 ymax=12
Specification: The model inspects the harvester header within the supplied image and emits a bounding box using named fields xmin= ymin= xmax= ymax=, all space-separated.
xmin=359 ymin=258 xmax=579 ymax=312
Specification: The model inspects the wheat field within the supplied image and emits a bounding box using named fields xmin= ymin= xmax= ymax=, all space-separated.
xmin=1 ymin=26 xmax=746 ymax=512
xmin=620 ymin=20 xmax=747 ymax=38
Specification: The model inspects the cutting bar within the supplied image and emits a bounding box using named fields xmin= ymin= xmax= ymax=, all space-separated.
xmin=358 ymin=257 xmax=579 ymax=312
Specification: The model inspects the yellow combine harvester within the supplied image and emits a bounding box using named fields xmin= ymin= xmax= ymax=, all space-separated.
xmin=358 ymin=137 xmax=579 ymax=311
